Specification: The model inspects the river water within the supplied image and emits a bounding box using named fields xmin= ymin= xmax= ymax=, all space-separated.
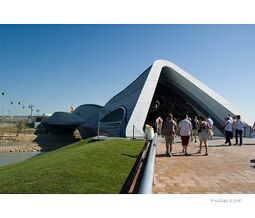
xmin=0 ymin=152 xmax=41 ymax=167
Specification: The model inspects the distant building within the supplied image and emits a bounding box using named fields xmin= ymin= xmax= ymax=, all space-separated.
xmin=45 ymin=60 xmax=253 ymax=138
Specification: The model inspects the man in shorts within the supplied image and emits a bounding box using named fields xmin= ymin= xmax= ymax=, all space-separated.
xmin=191 ymin=116 xmax=199 ymax=143
xmin=162 ymin=114 xmax=177 ymax=157
xmin=178 ymin=114 xmax=192 ymax=156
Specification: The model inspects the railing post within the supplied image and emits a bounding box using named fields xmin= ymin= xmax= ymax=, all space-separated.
xmin=97 ymin=121 xmax=100 ymax=137
xmin=132 ymin=125 xmax=136 ymax=139
xmin=119 ymin=121 xmax=122 ymax=136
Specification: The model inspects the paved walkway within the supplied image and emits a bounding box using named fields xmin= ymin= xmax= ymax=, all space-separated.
xmin=153 ymin=136 xmax=255 ymax=194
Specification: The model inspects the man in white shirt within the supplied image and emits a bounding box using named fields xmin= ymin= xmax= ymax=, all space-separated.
xmin=178 ymin=114 xmax=192 ymax=156
xmin=228 ymin=115 xmax=233 ymax=122
xmin=222 ymin=117 xmax=233 ymax=146
xmin=235 ymin=115 xmax=245 ymax=146
xmin=232 ymin=116 xmax=237 ymax=138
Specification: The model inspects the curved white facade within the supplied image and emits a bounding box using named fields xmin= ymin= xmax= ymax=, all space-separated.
xmin=47 ymin=59 xmax=253 ymax=138
xmin=126 ymin=60 xmax=253 ymax=137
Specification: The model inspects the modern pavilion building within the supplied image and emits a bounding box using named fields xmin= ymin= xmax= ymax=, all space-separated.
xmin=45 ymin=60 xmax=253 ymax=138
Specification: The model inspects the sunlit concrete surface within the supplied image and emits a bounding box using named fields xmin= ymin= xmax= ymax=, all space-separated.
xmin=46 ymin=60 xmax=253 ymax=139
xmin=153 ymin=136 xmax=255 ymax=194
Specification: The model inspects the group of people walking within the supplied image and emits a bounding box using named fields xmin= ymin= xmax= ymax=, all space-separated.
xmin=155 ymin=113 xmax=245 ymax=158
xmin=156 ymin=114 xmax=213 ymax=157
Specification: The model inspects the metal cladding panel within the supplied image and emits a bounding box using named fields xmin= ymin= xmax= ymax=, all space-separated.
xmin=47 ymin=112 xmax=84 ymax=126
xmin=74 ymin=104 xmax=103 ymax=121
xmin=161 ymin=64 xmax=253 ymax=127
xmin=159 ymin=68 xmax=228 ymax=131
xmin=76 ymin=110 xmax=109 ymax=138
xmin=104 ymin=67 xmax=151 ymax=122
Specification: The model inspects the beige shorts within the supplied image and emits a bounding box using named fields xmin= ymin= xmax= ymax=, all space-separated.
xmin=165 ymin=135 xmax=175 ymax=146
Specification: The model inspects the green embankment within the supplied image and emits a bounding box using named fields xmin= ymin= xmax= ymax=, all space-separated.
xmin=0 ymin=139 xmax=144 ymax=194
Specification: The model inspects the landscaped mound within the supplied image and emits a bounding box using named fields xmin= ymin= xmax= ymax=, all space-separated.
xmin=0 ymin=138 xmax=144 ymax=194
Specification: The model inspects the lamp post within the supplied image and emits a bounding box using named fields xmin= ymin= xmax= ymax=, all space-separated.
xmin=1 ymin=91 xmax=5 ymax=123
xmin=36 ymin=109 xmax=40 ymax=116
xmin=28 ymin=105 xmax=34 ymax=120
xmin=10 ymin=101 xmax=13 ymax=119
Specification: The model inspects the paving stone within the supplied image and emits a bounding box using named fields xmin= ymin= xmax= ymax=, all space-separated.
xmin=153 ymin=136 xmax=255 ymax=194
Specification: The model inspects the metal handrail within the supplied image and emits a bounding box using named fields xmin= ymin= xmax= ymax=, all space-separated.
xmin=119 ymin=141 xmax=149 ymax=194
xmin=138 ymin=133 xmax=158 ymax=194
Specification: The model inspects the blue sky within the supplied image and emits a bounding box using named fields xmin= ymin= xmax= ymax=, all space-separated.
xmin=0 ymin=24 xmax=254 ymax=120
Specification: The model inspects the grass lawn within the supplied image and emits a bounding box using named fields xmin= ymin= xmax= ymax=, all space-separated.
xmin=0 ymin=138 xmax=144 ymax=194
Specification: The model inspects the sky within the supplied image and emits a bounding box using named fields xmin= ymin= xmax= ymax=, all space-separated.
xmin=0 ymin=24 xmax=255 ymax=119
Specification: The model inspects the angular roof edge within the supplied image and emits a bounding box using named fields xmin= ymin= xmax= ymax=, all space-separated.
xmin=125 ymin=60 xmax=253 ymax=137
